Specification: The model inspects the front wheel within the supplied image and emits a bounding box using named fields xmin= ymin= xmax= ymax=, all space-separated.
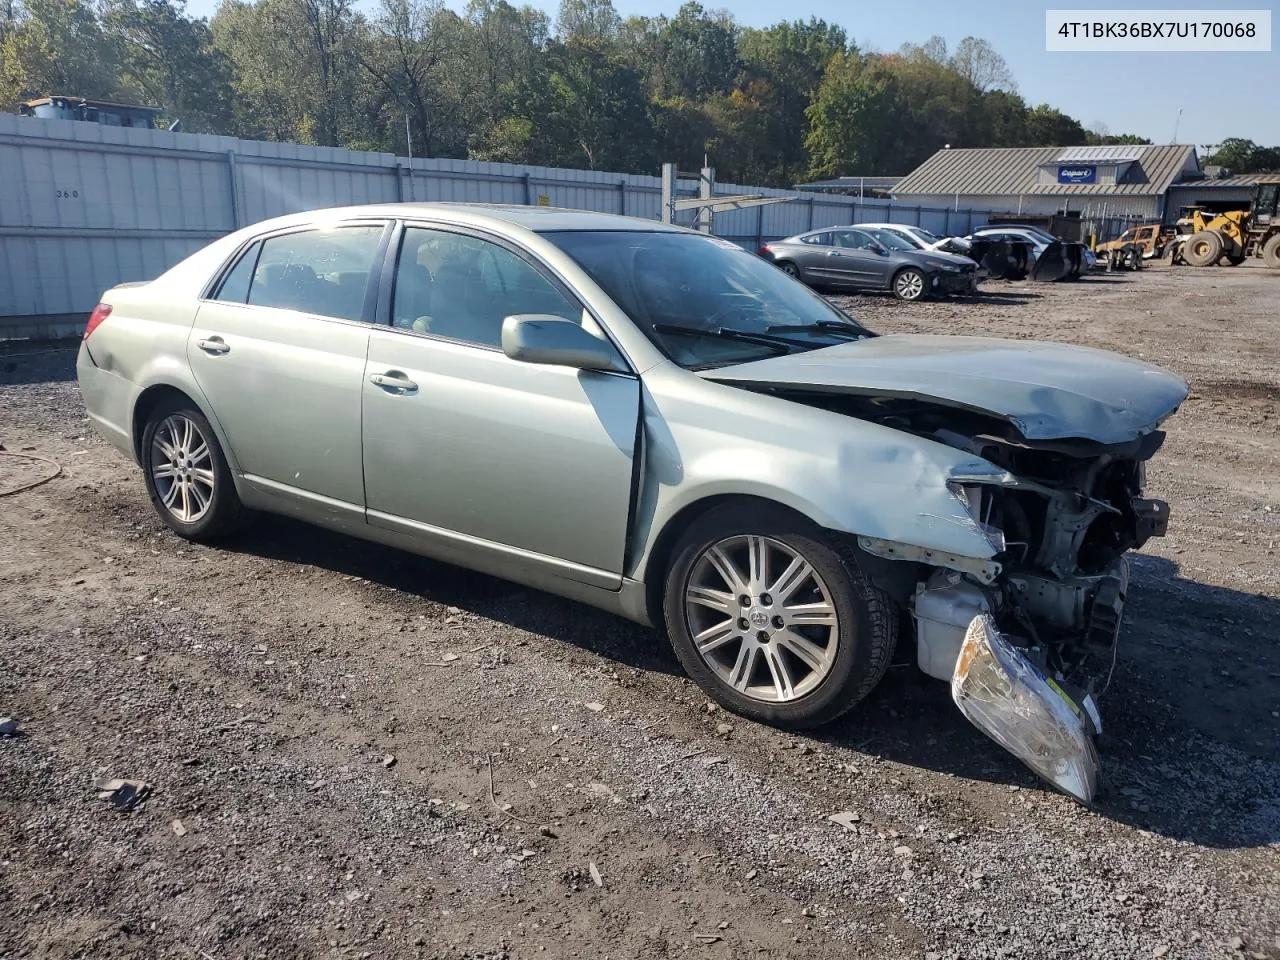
xmin=662 ymin=504 xmax=897 ymax=729
xmin=1182 ymin=231 xmax=1222 ymax=267
xmin=141 ymin=398 xmax=247 ymax=540
xmin=1263 ymin=234 xmax=1280 ymax=269
xmin=892 ymin=268 xmax=927 ymax=301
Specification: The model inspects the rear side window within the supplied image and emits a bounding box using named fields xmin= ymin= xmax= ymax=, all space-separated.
xmin=245 ymin=225 xmax=385 ymax=322
xmin=213 ymin=241 xmax=261 ymax=304
xmin=801 ymin=232 xmax=832 ymax=245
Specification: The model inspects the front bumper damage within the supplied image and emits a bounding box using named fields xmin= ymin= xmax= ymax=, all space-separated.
xmin=952 ymin=614 xmax=1103 ymax=804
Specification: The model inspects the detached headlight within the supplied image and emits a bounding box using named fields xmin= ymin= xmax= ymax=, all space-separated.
xmin=947 ymin=481 xmax=1006 ymax=553
xmin=952 ymin=615 xmax=1100 ymax=805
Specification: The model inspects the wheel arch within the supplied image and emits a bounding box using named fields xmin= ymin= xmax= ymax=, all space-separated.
xmin=130 ymin=379 xmax=242 ymax=477
xmin=640 ymin=494 xmax=821 ymax=627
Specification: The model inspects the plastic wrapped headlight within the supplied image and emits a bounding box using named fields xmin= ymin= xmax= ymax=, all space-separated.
xmin=951 ymin=615 xmax=1100 ymax=804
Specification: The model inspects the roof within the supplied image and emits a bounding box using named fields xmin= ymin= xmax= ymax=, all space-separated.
xmin=1169 ymin=174 xmax=1280 ymax=188
xmin=1055 ymin=145 xmax=1148 ymax=163
xmin=21 ymin=95 xmax=162 ymax=112
xmin=892 ymin=144 xmax=1198 ymax=198
xmin=255 ymin=203 xmax=689 ymax=235
xmin=796 ymin=176 xmax=903 ymax=191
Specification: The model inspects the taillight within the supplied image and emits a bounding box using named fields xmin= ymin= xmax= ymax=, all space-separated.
xmin=84 ymin=303 xmax=112 ymax=340
xmin=758 ymin=246 xmax=772 ymax=257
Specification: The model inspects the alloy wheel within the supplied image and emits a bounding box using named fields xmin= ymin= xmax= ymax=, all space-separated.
xmin=149 ymin=414 xmax=215 ymax=523
xmin=683 ymin=534 xmax=840 ymax=702
xmin=895 ymin=270 xmax=924 ymax=300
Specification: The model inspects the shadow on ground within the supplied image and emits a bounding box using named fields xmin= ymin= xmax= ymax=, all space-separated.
xmin=0 ymin=342 xmax=78 ymax=386
xmin=228 ymin=515 xmax=1280 ymax=850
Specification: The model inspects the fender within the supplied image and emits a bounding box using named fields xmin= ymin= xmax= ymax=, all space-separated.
xmin=626 ymin=371 xmax=1003 ymax=584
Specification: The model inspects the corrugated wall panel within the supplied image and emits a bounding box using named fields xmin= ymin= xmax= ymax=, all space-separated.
xmin=1 ymin=115 xmax=1009 ymax=328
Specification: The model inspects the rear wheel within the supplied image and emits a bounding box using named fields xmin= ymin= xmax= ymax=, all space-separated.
xmin=777 ymin=260 xmax=800 ymax=279
xmin=141 ymin=398 xmax=246 ymax=541
xmin=1183 ymin=231 xmax=1223 ymax=267
xmin=1263 ymin=234 xmax=1280 ymax=269
xmin=892 ymin=267 xmax=927 ymax=301
xmin=1224 ymin=252 xmax=1246 ymax=266
xmin=662 ymin=503 xmax=897 ymax=729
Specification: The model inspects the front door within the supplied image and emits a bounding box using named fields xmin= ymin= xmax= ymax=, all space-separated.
xmin=188 ymin=221 xmax=390 ymax=513
xmin=832 ymin=230 xmax=890 ymax=286
xmin=361 ymin=224 xmax=641 ymax=587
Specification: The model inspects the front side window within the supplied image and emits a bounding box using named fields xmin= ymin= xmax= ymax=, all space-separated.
xmin=545 ymin=230 xmax=873 ymax=369
xmin=392 ymin=227 xmax=581 ymax=347
xmin=865 ymin=229 xmax=916 ymax=252
xmin=243 ymin=225 xmax=385 ymax=322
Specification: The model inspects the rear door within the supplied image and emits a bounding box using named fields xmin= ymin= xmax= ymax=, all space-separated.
xmin=360 ymin=223 xmax=641 ymax=586
xmin=792 ymin=231 xmax=838 ymax=282
xmin=188 ymin=221 xmax=391 ymax=514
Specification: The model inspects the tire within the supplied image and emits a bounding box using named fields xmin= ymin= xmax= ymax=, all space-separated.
xmin=777 ymin=260 xmax=800 ymax=279
xmin=892 ymin=267 xmax=927 ymax=301
xmin=1182 ymin=231 xmax=1223 ymax=267
xmin=1224 ymin=252 xmax=1246 ymax=266
xmin=662 ymin=503 xmax=897 ymax=730
xmin=1263 ymin=234 xmax=1280 ymax=269
xmin=140 ymin=397 xmax=247 ymax=541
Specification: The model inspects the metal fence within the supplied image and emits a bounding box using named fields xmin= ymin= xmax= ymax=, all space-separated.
xmin=0 ymin=114 xmax=1002 ymax=338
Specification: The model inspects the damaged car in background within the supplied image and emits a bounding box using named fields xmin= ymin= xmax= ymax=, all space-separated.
xmin=77 ymin=205 xmax=1187 ymax=806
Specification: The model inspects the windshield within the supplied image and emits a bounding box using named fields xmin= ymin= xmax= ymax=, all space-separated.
xmin=909 ymin=226 xmax=942 ymax=244
xmin=544 ymin=230 xmax=873 ymax=369
xmin=867 ymin=229 xmax=917 ymax=252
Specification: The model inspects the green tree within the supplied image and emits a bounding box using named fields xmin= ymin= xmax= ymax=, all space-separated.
xmin=354 ymin=0 xmax=467 ymax=157
xmin=554 ymin=0 xmax=616 ymax=42
xmin=495 ymin=38 xmax=653 ymax=170
xmin=0 ymin=0 xmax=117 ymax=110
xmin=805 ymin=52 xmax=906 ymax=178
xmin=948 ymin=36 xmax=1013 ymax=92
xmin=211 ymin=0 xmax=362 ymax=146
xmin=102 ymin=0 xmax=233 ymax=131
xmin=737 ymin=18 xmax=847 ymax=184
xmin=1023 ymin=103 xmax=1087 ymax=146
xmin=1205 ymin=137 xmax=1280 ymax=173
xmin=648 ymin=2 xmax=736 ymax=101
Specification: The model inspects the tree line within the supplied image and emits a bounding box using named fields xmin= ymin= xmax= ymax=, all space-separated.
xmin=1 ymin=0 xmax=1274 ymax=186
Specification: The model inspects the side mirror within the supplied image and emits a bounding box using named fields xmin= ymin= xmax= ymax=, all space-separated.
xmin=872 ymin=244 xmax=889 ymax=256
xmin=501 ymin=315 xmax=627 ymax=372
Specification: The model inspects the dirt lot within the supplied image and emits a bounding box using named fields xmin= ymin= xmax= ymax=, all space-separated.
xmin=2 ymin=261 xmax=1278 ymax=960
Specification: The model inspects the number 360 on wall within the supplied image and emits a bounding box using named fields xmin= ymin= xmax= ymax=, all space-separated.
xmin=56 ymin=189 xmax=81 ymax=199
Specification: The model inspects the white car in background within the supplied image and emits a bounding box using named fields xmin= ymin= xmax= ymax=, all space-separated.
xmin=857 ymin=222 xmax=963 ymax=253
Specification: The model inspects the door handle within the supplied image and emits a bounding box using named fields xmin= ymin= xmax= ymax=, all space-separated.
xmin=369 ymin=372 xmax=418 ymax=393
xmin=197 ymin=336 xmax=230 ymax=355
xmin=826 ymin=250 xmax=843 ymax=257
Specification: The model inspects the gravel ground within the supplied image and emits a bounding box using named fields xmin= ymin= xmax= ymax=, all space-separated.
xmin=2 ymin=261 xmax=1278 ymax=960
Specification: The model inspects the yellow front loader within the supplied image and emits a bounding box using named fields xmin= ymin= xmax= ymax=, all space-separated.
xmin=1179 ymin=182 xmax=1280 ymax=268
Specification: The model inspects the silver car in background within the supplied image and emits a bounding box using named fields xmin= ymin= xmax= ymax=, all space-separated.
xmin=759 ymin=226 xmax=977 ymax=300
xmin=77 ymin=204 xmax=1187 ymax=802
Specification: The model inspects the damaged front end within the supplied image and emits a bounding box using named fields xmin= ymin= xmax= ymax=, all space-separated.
xmin=851 ymin=399 xmax=1175 ymax=804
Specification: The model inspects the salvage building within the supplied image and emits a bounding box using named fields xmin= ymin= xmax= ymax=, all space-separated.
xmin=891 ymin=144 xmax=1202 ymax=227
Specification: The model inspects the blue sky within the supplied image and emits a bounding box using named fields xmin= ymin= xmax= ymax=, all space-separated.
xmin=187 ymin=0 xmax=1278 ymax=147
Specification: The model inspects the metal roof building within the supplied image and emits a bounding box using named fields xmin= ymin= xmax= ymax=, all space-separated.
xmin=1166 ymin=172 xmax=1280 ymax=216
xmin=892 ymin=144 xmax=1202 ymax=221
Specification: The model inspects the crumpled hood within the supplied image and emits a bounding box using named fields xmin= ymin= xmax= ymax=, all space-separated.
xmin=704 ymin=334 xmax=1189 ymax=445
